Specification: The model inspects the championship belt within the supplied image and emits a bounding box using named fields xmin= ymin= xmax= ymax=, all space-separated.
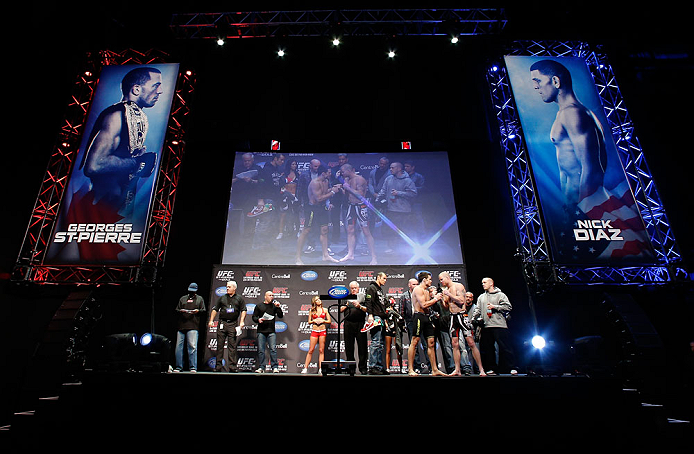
xmin=122 ymin=102 xmax=155 ymax=207
xmin=123 ymin=101 xmax=149 ymax=153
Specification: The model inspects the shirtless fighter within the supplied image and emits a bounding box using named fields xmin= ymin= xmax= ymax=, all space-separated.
xmin=407 ymin=271 xmax=447 ymax=376
xmin=439 ymin=272 xmax=486 ymax=376
xmin=338 ymin=163 xmax=377 ymax=265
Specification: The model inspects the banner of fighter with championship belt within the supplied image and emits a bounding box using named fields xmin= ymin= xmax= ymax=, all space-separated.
xmin=45 ymin=64 xmax=179 ymax=265
xmin=504 ymin=56 xmax=656 ymax=265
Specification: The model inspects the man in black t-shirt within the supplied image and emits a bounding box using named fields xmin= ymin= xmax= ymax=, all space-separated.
xmin=209 ymin=280 xmax=247 ymax=372
xmin=340 ymin=281 xmax=368 ymax=374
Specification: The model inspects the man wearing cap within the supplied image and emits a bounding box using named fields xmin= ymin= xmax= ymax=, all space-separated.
xmin=174 ymin=282 xmax=206 ymax=372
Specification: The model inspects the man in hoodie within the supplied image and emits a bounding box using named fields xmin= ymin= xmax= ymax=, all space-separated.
xmin=375 ymin=162 xmax=417 ymax=254
xmin=364 ymin=272 xmax=389 ymax=374
xmin=473 ymin=277 xmax=517 ymax=375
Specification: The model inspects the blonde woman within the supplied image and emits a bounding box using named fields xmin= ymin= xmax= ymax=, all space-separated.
xmin=301 ymin=296 xmax=332 ymax=374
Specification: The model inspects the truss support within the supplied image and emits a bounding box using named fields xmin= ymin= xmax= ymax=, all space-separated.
xmin=169 ymin=9 xmax=507 ymax=40
xmin=486 ymin=41 xmax=686 ymax=287
xmin=13 ymin=49 xmax=195 ymax=285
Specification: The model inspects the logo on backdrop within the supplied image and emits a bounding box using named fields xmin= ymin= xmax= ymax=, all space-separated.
xmin=328 ymin=285 xmax=349 ymax=299
xmin=301 ymin=270 xmax=318 ymax=281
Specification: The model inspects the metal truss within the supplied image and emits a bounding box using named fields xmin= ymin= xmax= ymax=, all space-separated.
xmin=13 ymin=49 xmax=194 ymax=285
xmin=169 ymin=9 xmax=507 ymax=40
xmin=487 ymin=40 xmax=685 ymax=286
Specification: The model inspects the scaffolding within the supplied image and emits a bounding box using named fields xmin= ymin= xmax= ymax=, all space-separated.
xmin=13 ymin=49 xmax=195 ymax=285
xmin=169 ymin=9 xmax=508 ymax=39
xmin=486 ymin=41 xmax=686 ymax=286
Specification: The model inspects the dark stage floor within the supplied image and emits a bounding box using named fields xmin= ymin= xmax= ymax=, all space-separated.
xmin=7 ymin=370 xmax=690 ymax=449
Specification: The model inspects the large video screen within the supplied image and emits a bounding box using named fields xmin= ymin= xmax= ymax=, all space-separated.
xmin=222 ymin=151 xmax=464 ymax=266
xmin=504 ymin=56 xmax=655 ymax=265
xmin=45 ymin=63 xmax=179 ymax=265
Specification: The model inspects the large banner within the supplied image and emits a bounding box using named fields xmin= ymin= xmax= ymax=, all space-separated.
xmin=45 ymin=63 xmax=179 ymax=265
xmin=505 ymin=56 xmax=655 ymax=265
xmin=204 ymin=264 xmax=468 ymax=373
xmin=222 ymin=151 xmax=463 ymax=266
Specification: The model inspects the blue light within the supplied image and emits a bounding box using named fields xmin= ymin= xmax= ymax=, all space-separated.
xmin=531 ymin=335 xmax=546 ymax=349
xmin=140 ymin=333 xmax=153 ymax=346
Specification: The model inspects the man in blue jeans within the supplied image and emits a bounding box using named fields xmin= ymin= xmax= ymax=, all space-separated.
xmin=364 ymin=272 xmax=389 ymax=374
xmin=253 ymin=290 xmax=284 ymax=373
xmin=174 ymin=283 xmax=206 ymax=372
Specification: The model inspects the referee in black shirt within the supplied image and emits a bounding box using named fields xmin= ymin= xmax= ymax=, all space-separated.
xmin=209 ymin=280 xmax=247 ymax=372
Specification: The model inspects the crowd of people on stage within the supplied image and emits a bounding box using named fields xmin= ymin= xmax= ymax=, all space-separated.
xmin=229 ymin=152 xmax=428 ymax=265
xmin=173 ymin=271 xmax=517 ymax=376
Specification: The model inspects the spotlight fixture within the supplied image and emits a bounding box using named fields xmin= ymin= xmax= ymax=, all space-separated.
xmin=388 ymin=50 xmax=396 ymax=58
xmin=332 ymin=38 xmax=341 ymax=46
xmin=277 ymin=49 xmax=285 ymax=57
xmin=451 ymin=36 xmax=459 ymax=44
xmin=140 ymin=332 xmax=153 ymax=347
xmin=531 ymin=335 xmax=546 ymax=349
xmin=217 ymin=38 xmax=225 ymax=46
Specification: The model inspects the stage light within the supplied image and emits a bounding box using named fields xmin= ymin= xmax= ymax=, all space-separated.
xmin=217 ymin=38 xmax=225 ymax=46
xmin=451 ymin=36 xmax=459 ymax=44
xmin=532 ymin=335 xmax=546 ymax=349
xmin=277 ymin=49 xmax=285 ymax=57
xmin=140 ymin=332 xmax=153 ymax=346
xmin=490 ymin=64 xmax=499 ymax=72
xmin=332 ymin=38 xmax=341 ymax=46
xmin=388 ymin=50 xmax=396 ymax=58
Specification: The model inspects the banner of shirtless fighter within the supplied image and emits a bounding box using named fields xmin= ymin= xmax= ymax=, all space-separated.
xmin=504 ymin=56 xmax=655 ymax=265
xmin=45 ymin=64 xmax=179 ymax=265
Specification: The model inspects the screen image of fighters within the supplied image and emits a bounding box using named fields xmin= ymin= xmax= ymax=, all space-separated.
xmin=504 ymin=56 xmax=655 ymax=265
xmin=222 ymin=151 xmax=464 ymax=266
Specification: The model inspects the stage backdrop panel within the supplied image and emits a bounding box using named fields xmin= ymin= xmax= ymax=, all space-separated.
xmin=504 ymin=56 xmax=655 ymax=266
xmin=222 ymin=151 xmax=463 ymax=267
xmin=45 ymin=63 xmax=179 ymax=265
xmin=204 ymin=264 xmax=468 ymax=373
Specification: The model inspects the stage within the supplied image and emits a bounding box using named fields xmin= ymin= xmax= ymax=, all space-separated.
xmin=8 ymin=369 xmax=688 ymax=449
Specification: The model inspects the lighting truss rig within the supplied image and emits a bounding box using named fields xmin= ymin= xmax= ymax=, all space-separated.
xmin=169 ymin=9 xmax=508 ymax=39
xmin=486 ymin=40 xmax=686 ymax=287
xmin=13 ymin=49 xmax=195 ymax=285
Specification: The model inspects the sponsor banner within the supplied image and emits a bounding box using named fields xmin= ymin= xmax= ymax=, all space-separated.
xmin=505 ymin=56 xmax=655 ymax=265
xmin=45 ymin=63 xmax=180 ymax=265
xmin=204 ymin=264 xmax=467 ymax=373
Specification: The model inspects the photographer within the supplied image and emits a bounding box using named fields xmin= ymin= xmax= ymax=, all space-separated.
xmin=472 ymin=277 xmax=516 ymax=376
xmin=384 ymin=295 xmax=406 ymax=373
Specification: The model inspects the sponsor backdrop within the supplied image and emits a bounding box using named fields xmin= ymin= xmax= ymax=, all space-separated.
xmin=204 ymin=264 xmax=468 ymax=373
